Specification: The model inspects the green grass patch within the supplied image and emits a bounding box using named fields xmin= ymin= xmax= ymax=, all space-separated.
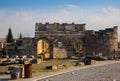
xmin=32 ymin=68 xmax=58 ymax=73
xmin=0 ymin=59 xmax=76 ymax=74
xmin=32 ymin=59 xmax=74 ymax=73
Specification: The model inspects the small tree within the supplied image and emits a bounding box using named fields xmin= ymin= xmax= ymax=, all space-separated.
xmin=6 ymin=27 xmax=13 ymax=43
xmin=19 ymin=33 xmax=22 ymax=39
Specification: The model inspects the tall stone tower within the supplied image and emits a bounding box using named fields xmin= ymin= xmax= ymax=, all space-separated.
xmin=103 ymin=26 xmax=118 ymax=57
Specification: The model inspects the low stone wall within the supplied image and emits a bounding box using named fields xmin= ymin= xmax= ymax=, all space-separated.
xmin=53 ymin=47 xmax=67 ymax=59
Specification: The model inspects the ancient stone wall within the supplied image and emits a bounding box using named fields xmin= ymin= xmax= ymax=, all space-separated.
xmin=35 ymin=22 xmax=86 ymax=32
xmin=35 ymin=22 xmax=118 ymax=59
xmin=53 ymin=47 xmax=67 ymax=59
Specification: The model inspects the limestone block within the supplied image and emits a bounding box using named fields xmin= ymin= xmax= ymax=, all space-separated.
xmin=31 ymin=58 xmax=42 ymax=64
xmin=57 ymin=64 xmax=66 ymax=69
xmin=36 ymin=59 xmax=42 ymax=64
xmin=79 ymin=62 xmax=85 ymax=66
xmin=76 ymin=62 xmax=85 ymax=66
xmin=24 ymin=61 xmax=30 ymax=64
xmin=46 ymin=65 xmax=58 ymax=70
xmin=91 ymin=60 xmax=99 ymax=65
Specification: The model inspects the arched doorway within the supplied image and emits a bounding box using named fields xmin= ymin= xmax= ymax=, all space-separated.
xmin=37 ymin=38 xmax=50 ymax=59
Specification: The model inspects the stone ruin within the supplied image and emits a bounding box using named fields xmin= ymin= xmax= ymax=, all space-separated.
xmin=35 ymin=22 xmax=118 ymax=59
xmin=2 ymin=22 xmax=118 ymax=60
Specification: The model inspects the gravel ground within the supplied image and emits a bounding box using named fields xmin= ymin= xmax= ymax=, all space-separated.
xmin=38 ymin=62 xmax=120 ymax=81
xmin=0 ymin=74 xmax=11 ymax=81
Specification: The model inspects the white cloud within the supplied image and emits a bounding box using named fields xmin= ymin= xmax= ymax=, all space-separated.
xmin=64 ymin=4 xmax=80 ymax=9
xmin=102 ymin=6 xmax=120 ymax=15
xmin=88 ymin=15 xmax=118 ymax=26
xmin=35 ymin=4 xmax=81 ymax=23
xmin=87 ymin=6 xmax=120 ymax=26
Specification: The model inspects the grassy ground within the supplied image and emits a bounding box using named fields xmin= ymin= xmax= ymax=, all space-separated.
xmin=32 ymin=59 xmax=75 ymax=73
xmin=0 ymin=59 xmax=75 ymax=74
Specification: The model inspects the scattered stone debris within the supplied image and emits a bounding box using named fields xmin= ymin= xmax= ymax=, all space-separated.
xmin=57 ymin=64 xmax=66 ymax=69
xmin=91 ymin=60 xmax=99 ymax=65
xmin=11 ymin=68 xmax=21 ymax=79
xmin=75 ymin=62 xmax=85 ymax=66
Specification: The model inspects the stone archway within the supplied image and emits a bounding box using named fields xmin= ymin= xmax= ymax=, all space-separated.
xmin=37 ymin=38 xmax=50 ymax=59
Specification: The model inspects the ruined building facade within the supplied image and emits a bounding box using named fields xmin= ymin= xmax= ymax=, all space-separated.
xmin=35 ymin=22 xmax=118 ymax=59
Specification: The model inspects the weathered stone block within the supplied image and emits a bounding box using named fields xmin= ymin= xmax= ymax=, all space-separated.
xmin=79 ymin=62 xmax=85 ymax=66
xmin=57 ymin=64 xmax=66 ymax=69
xmin=31 ymin=58 xmax=42 ymax=64
xmin=24 ymin=61 xmax=30 ymax=64
xmin=91 ymin=60 xmax=99 ymax=65
xmin=46 ymin=65 xmax=58 ymax=70
xmin=53 ymin=47 xmax=67 ymax=59
xmin=75 ymin=62 xmax=85 ymax=66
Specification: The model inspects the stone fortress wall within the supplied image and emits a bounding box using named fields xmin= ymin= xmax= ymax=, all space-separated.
xmin=35 ymin=22 xmax=118 ymax=59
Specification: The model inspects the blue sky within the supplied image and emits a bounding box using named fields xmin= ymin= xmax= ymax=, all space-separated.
xmin=0 ymin=0 xmax=120 ymax=40
xmin=0 ymin=0 xmax=120 ymax=10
